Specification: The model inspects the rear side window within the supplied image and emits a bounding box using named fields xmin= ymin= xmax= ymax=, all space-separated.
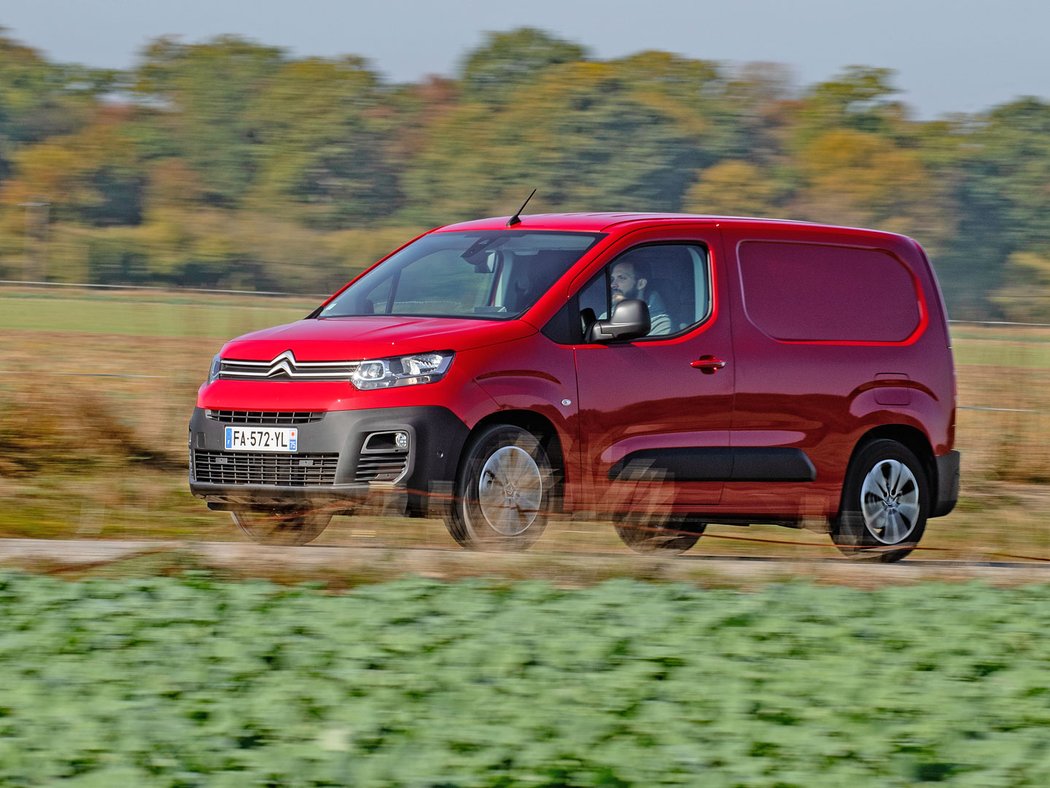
xmin=738 ymin=241 xmax=921 ymax=342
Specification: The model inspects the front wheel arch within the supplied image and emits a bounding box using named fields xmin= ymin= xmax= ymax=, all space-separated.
xmin=462 ymin=410 xmax=567 ymax=512
xmin=444 ymin=422 xmax=556 ymax=551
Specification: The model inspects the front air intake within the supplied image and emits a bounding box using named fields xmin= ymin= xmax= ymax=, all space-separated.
xmin=192 ymin=450 xmax=338 ymax=486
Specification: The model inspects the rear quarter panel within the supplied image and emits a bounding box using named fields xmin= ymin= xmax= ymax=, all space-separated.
xmin=719 ymin=223 xmax=955 ymax=518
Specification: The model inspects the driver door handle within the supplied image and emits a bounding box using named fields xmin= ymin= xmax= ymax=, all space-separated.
xmin=691 ymin=355 xmax=727 ymax=374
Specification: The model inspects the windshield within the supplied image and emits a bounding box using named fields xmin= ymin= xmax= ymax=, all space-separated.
xmin=319 ymin=231 xmax=603 ymax=320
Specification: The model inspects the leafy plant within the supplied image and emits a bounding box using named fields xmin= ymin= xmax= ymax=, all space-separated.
xmin=0 ymin=574 xmax=1048 ymax=783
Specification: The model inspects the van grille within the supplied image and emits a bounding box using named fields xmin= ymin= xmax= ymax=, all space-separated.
xmin=206 ymin=410 xmax=324 ymax=425
xmin=192 ymin=450 xmax=339 ymax=486
xmin=355 ymin=452 xmax=409 ymax=483
xmin=219 ymin=352 xmax=359 ymax=381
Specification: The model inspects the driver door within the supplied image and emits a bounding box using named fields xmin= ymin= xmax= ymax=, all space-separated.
xmin=572 ymin=235 xmax=734 ymax=514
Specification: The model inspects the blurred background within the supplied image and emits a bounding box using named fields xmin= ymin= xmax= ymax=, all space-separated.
xmin=1 ymin=5 xmax=1050 ymax=784
xmin=0 ymin=3 xmax=1048 ymax=556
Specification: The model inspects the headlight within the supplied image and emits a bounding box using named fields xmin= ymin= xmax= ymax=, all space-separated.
xmin=207 ymin=353 xmax=222 ymax=383
xmin=350 ymin=351 xmax=454 ymax=390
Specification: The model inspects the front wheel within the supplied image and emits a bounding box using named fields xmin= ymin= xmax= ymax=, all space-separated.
xmin=444 ymin=425 xmax=554 ymax=551
xmin=231 ymin=510 xmax=332 ymax=546
xmin=831 ymin=439 xmax=928 ymax=562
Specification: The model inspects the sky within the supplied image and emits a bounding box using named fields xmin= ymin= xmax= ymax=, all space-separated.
xmin=2 ymin=0 xmax=1047 ymax=119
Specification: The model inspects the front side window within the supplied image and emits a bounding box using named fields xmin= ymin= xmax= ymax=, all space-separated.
xmin=578 ymin=244 xmax=712 ymax=340
xmin=320 ymin=231 xmax=603 ymax=320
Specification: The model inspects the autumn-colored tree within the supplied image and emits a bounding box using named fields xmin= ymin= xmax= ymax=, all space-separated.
xmin=683 ymin=160 xmax=786 ymax=217
xmin=1 ymin=106 xmax=146 ymax=226
xmin=790 ymin=128 xmax=954 ymax=247
xmin=0 ymin=26 xmax=1047 ymax=318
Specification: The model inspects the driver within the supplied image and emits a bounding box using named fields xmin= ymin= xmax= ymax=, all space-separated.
xmin=609 ymin=258 xmax=672 ymax=335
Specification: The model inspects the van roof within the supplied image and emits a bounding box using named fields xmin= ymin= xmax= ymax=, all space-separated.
xmin=436 ymin=213 xmax=910 ymax=241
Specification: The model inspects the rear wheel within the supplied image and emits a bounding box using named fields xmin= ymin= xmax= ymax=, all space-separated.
xmin=614 ymin=514 xmax=706 ymax=555
xmin=445 ymin=424 xmax=553 ymax=551
xmin=231 ymin=510 xmax=332 ymax=546
xmin=831 ymin=439 xmax=928 ymax=562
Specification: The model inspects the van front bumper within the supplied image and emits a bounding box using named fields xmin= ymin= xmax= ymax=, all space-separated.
xmin=188 ymin=406 xmax=470 ymax=515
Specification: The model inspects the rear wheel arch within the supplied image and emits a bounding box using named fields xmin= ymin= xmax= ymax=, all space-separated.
xmin=832 ymin=437 xmax=930 ymax=561
xmin=843 ymin=425 xmax=936 ymax=513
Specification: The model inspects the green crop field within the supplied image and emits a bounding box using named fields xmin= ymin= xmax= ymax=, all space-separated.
xmin=0 ymin=573 xmax=1048 ymax=785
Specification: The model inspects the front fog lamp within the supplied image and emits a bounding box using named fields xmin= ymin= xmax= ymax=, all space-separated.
xmin=350 ymin=352 xmax=453 ymax=390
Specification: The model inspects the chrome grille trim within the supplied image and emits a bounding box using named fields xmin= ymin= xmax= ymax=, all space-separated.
xmin=206 ymin=410 xmax=324 ymax=425
xmin=192 ymin=450 xmax=339 ymax=486
xmin=219 ymin=350 xmax=359 ymax=381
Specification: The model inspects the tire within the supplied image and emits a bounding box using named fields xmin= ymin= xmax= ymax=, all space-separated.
xmin=614 ymin=513 xmax=706 ymax=555
xmin=831 ymin=439 xmax=928 ymax=562
xmin=444 ymin=424 xmax=553 ymax=551
xmin=231 ymin=510 xmax=332 ymax=546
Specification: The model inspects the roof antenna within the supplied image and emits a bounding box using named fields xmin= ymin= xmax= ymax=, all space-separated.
xmin=507 ymin=189 xmax=536 ymax=227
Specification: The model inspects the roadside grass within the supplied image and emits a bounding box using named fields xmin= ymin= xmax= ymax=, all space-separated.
xmin=0 ymin=288 xmax=315 ymax=338
xmin=1 ymin=287 xmax=1049 ymax=565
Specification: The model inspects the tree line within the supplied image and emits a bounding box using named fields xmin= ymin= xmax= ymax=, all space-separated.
xmin=1 ymin=27 xmax=1048 ymax=318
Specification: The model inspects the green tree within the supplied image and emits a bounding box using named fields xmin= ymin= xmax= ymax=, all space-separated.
xmin=461 ymin=28 xmax=587 ymax=104
xmin=0 ymin=29 xmax=112 ymax=180
xmin=404 ymin=61 xmax=704 ymax=223
xmin=132 ymin=36 xmax=285 ymax=207
xmin=967 ymin=99 xmax=1050 ymax=252
xmin=718 ymin=61 xmax=797 ymax=163
xmin=945 ymin=98 xmax=1050 ymax=316
xmin=246 ymin=57 xmax=399 ymax=228
xmin=993 ymin=251 xmax=1050 ymax=321
xmin=795 ymin=66 xmax=911 ymax=142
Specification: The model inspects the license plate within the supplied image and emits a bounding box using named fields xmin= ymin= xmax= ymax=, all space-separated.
xmin=224 ymin=426 xmax=298 ymax=453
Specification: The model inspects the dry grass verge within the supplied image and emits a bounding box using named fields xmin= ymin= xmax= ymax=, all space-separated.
xmin=1 ymin=294 xmax=1049 ymax=570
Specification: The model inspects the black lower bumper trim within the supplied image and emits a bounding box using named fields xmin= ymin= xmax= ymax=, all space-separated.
xmin=188 ymin=405 xmax=469 ymax=515
xmin=932 ymin=450 xmax=961 ymax=518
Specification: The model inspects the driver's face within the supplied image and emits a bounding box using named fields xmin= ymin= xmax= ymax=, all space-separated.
xmin=610 ymin=263 xmax=639 ymax=302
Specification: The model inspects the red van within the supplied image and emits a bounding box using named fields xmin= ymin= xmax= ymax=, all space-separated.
xmin=189 ymin=214 xmax=959 ymax=561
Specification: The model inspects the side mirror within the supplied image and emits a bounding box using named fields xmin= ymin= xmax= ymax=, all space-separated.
xmin=587 ymin=299 xmax=651 ymax=342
